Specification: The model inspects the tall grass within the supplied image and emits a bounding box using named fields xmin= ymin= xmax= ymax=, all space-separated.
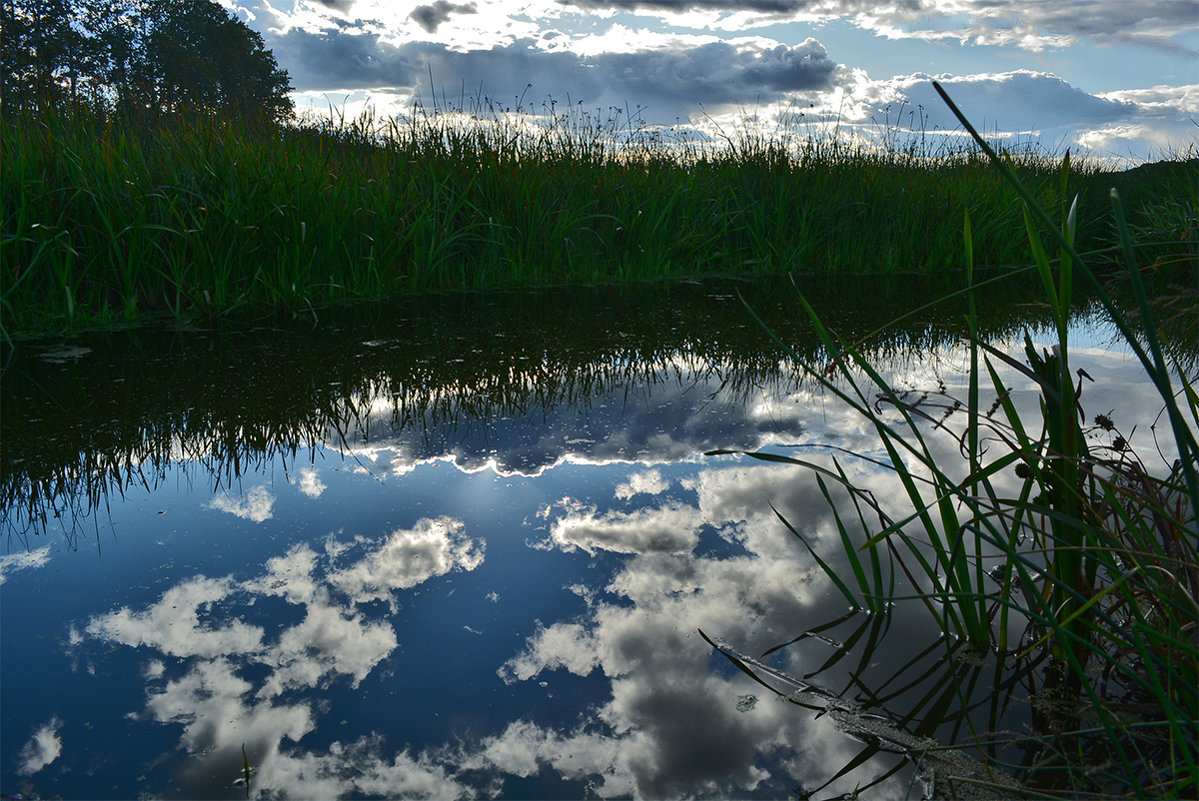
xmin=5 ymin=97 xmax=1184 ymax=339
xmin=711 ymin=83 xmax=1197 ymax=797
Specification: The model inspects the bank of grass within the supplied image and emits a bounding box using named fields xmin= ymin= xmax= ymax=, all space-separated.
xmin=3 ymin=99 xmax=1192 ymax=339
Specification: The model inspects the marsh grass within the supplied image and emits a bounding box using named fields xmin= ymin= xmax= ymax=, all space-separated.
xmin=709 ymin=84 xmax=1197 ymax=797
xmin=4 ymin=95 xmax=1185 ymax=340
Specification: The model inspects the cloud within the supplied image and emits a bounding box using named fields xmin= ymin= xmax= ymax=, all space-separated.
xmin=263 ymin=736 xmax=471 ymax=799
xmin=17 ymin=716 xmax=63 ymax=775
xmin=246 ymin=541 xmax=323 ymax=604
xmin=298 ymin=467 xmax=327 ymax=497
xmin=86 ymin=576 xmax=266 ymax=658
xmin=409 ymin=0 xmax=478 ymax=33
xmin=0 ymin=545 xmax=50 ymax=584
xmin=236 ymin=0 xmax=1194 ymax=161
xmin=258 ymin=598 xmax=398 ymax=696
xmin=550 ymin=503 xmax=704 ymax=555
xmin=271 ymin=28 xmax=423 ymax=91
xmin=559 ymin=0 xmax=1198 ymax=54
xmin=500 ymin=622 xmax=601 ymax=682
xmin=73 ymin=513 xmax=488 ymax=798
xmin=564 ymin=0 xmax=815 ymax=10
xmin=614 ymin=468 xmax=670 ymax=499
xmin=491 ymin=544 xmax=886 ymax=798
xmin=328 ymin=516 xmax=484 ymax=605
xmin=308 ymin=0 xmax=356 ymax=11
xmin=319 ymin=355 xmax=812 ymax=478
xmin=899 ymin=70 xmax=1139 ymax=131
xmin=207 ymin=484 xmax=275 ymax=522
xmin=144 ymin=658 xmax=315 ymax=755
xmin=270 ymin=26 xmax=837 ymax=115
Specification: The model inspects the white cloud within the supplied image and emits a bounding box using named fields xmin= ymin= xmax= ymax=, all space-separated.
xmin=258 ymin=735 xmax=472 ymax=800
xmin=550 ymin=503 xmax=703 ymax=555
xmin=144 ymin=658 xmax=315 ymax=756
xmin=17 ymin=716 xmax=63 ymax=775
xmin=500 ymin=621 xmax=601 ymax=682
xmin=328 ymin=516 xmax=483 ymax=605
xmin=207 ymin=484 xmax=276 ymax=522
xmin=614 ymin=468 xmax=670 ymax=499
xmin=86 ymin=576 xmax=266 ymax=658
xmin=298 ymin=467 xmax=327 ymax=497
xmin=258 ymin=595 xmax=398 ymax=696
xmin=72 ymin=512 xmax=497 ymax=798
xmin=245 ymin=541 xmax=323 ymax=604
xmin=0 ymin=545 xmax=50 ymax=584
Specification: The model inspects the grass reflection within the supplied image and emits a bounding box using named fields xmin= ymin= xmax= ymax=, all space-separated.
xmin=2 ymin=274 xmax=1070 ymax=548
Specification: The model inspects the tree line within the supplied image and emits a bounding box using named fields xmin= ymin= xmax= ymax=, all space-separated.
xmin=1 ymin=0 xmax=293 ymax=122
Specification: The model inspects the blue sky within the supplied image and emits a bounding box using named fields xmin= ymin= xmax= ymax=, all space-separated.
xmin=229 ymin=0 xmax=1198 ymax=163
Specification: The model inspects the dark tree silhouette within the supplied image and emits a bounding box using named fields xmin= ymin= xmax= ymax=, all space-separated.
xmin=1 ymin=0 xmax=293 ymax=122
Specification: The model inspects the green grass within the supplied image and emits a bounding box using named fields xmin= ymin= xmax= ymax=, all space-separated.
xmin=709 ymin=82 xmax=1197 ymax=798
xmin=3 ymin=98 xmax=1192 ymax=340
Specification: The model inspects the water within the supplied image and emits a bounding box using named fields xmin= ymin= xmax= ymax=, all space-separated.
xmin=0 ymin=278 xmax=1171 ymax=800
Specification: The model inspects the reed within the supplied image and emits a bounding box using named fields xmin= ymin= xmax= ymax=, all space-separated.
xmin=711 ymin=83 xmax=1197 ymax=797
xmin=4 ymin=97 xmax=1187 ymax=340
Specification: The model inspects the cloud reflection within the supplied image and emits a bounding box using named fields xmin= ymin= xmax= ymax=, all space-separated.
xmin=79 ymin=516 xmax=485 ymax=798
xmin=17 ymin=716 xmax=63 ymax=775
xmin=0 ymin=545 xmax=50 ymax=584
xmin=207 ymin=484 xmax=276 ymax=522
xmin=330 ymin=517 xmax=484 ymax=606
xmin=550 ymin=503 xmax=703 ymax=555
xmin=66 ymin=334 xmax=1173 ymax=799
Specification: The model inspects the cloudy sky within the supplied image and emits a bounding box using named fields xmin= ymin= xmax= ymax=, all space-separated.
xmin=230 ymin=0 xmax=1197 ymax=163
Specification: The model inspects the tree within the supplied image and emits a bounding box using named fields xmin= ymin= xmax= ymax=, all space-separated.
xmin=143 ymin=0 xmax=292 ymax=122
xmin=1 ymin=0 xmax=293 ymax=122
xmin=1 ymin=0 xmax=86 ymax=109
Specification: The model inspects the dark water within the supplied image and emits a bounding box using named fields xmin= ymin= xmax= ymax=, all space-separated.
xmin=0 ymin=277 xmax=1172 ymax=800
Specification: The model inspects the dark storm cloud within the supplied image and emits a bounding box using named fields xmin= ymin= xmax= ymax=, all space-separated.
xmin=559 ymin=0 xmax=926 ymax=15
xmin=272 ymin=26 xmax=836 ymax=116
xmin=958 ymin=0 xmax=1199 ymax=53
xmin=268 ymin=29 xmax=423 ymax=90
xmin=601 ymin=39 xmax=836 ymax=105
xmin=563 ymin=0 xmax=813 ymax=10
xmin=408 ymin=1 xmax=478 ymax=34
xmin=306 ymin=0 xmax=355 ymax=11
xmin=559 ymin=0 xmax=1196 ymax=54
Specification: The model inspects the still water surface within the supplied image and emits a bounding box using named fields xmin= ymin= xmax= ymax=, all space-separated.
xmin=0 ymin=278 xmax=1171 ymax=800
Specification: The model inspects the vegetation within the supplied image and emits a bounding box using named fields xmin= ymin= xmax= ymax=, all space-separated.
xmin=711 ymin=83 xmax=1197 ymax=798
xmin=1 ymin=0 xmax=293 ymax=121
xmin=3 ymin=91 xmax=1194 ymax=340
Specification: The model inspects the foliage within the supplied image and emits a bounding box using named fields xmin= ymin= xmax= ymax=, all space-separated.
xmin=4 ymin=96 xmax=1191 ymax=340
xmin=0 ymin=0 xmax=293 ymax=121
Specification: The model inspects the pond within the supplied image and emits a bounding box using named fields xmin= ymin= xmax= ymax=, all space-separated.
xmin=0 ymin=275 xmax=1180 ymax=800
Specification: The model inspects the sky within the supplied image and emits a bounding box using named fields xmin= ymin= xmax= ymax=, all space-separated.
xmin=226 ymin=0 xmax=1199 ymax=164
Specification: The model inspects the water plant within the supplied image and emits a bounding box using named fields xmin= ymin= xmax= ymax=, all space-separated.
xmin=709 ymin=83 xmax=1197 ymax=797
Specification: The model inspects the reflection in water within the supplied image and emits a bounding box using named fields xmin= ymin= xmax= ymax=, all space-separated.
xmin=0 ymin=277 xmax=1181 ymax=799
xmin=3 ymin=274 xmax=1060 ymax=545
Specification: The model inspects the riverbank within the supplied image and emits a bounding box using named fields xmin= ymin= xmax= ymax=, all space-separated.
xmin=2 ymin=103 xmax=1195 ymax=339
